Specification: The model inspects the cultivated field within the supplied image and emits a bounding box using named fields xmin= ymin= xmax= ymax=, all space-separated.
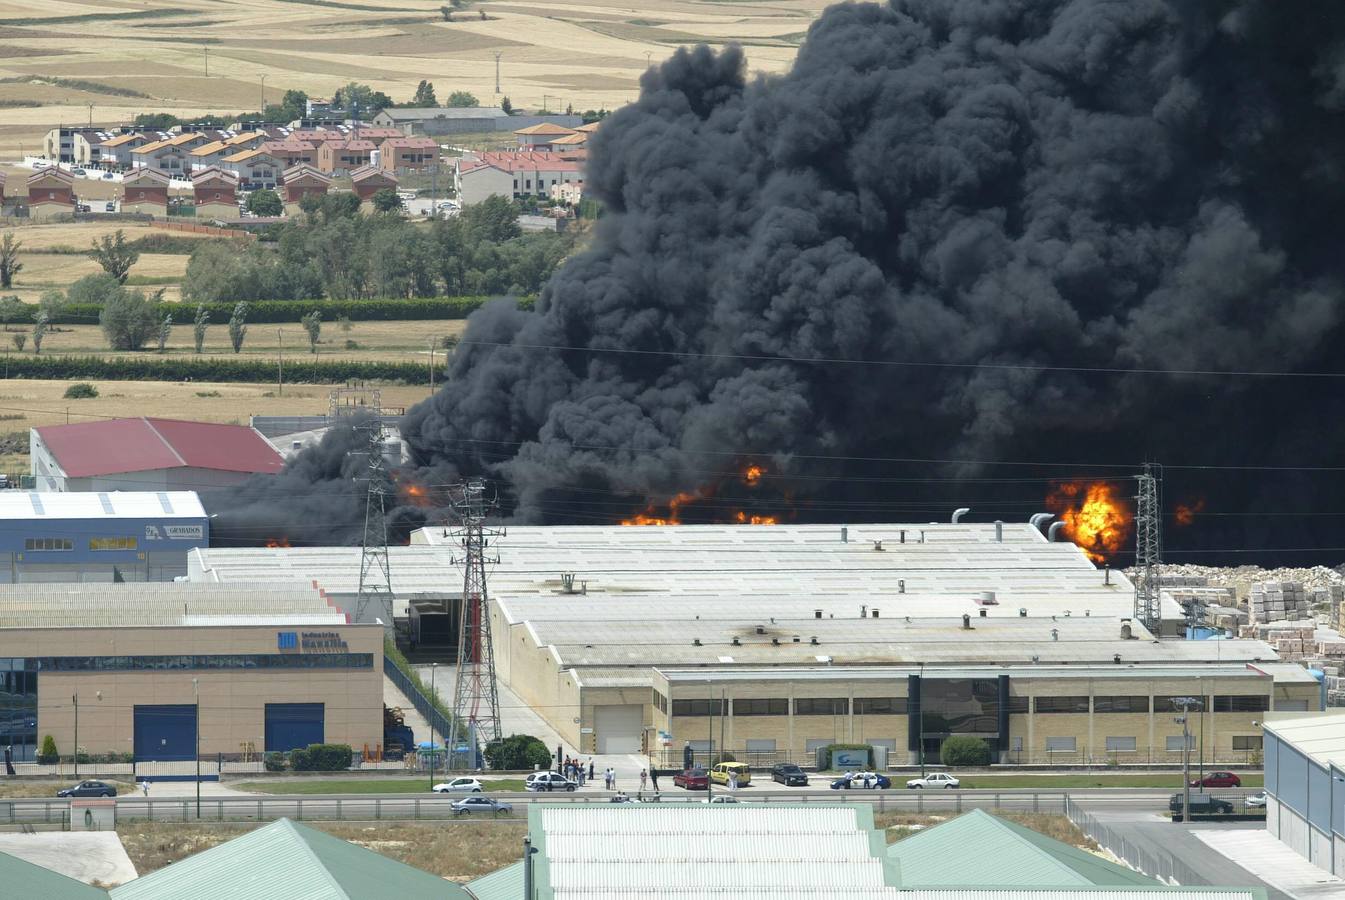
xmin=0 ymin=0 xmax=832 ymax=160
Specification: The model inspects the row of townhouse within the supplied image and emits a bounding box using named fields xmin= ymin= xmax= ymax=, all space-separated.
xmin=453 ymin=150 xmax=585 ymax=205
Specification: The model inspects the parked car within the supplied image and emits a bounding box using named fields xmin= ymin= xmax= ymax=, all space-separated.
xmin=673 ymin=768 xmax=709 ymax=790
xmin=451 ymin=796 xmax=512 ymax=816
xmin=104 ymin=201 xmax=116 ymax=212
xmin=771 ymin=763 xmax=809 ymax=786
xmin=1170 ymin=793 xmax=1233 ymax=815
xmin=832 ymin=771 xmax=891 ymax=790
xmin=75 ymin=204 xmax=90 ymax=212
xmin=102 ymin=171 xmax=115 ymax=180
xmin=432 ymin=777 xmax=483 ymax=793
xmin=709 ymin=762 xmax=752 ymax=787
xmin=1245 ymin=791 xmax=1267 ymax=808
xmin=57 ymin=780 xmax=116 ymax=798
xmin=905 ymin=773 xmax=959 ymax=790
xmin=1189 ymin=771 xmax=1241 ymax=788
xmin=525 ymin=771 xmax=577 ymax=792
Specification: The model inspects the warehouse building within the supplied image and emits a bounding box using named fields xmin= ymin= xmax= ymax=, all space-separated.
xmin=1260 ymin=712 xmax=1345 ymax=875
xmin=31 ymin=417 xmax=283 ymax=492
xmin=0 ymin=583 xmax=380 ymax=762
xmin=0 ymin=491 xmax=207 ymax=582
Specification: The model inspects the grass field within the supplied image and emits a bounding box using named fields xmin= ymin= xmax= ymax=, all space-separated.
xmin=0 ymin=0 xmax=834 ymax=162
xmin=234 ymin=777 xmax=528 ymax=794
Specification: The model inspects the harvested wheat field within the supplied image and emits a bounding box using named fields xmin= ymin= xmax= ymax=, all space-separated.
xmin=0 ymin=0 xmax=832 ymax=159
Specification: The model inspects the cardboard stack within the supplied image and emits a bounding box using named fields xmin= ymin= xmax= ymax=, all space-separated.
xmin=1250 ymin=581 xmax=1311 ymax=624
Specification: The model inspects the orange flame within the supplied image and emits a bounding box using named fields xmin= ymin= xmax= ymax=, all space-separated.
xmin=1046 ymin=481 xmax=1132 ymax=564
xmin=401 ymin=482 xmax=432 ymax=508
xmin=265 ymin=537 xmax=292 ymax=548
xmin=743 ymin=464 xmax=765 ymax=487
xmin=734 ymin=511 xmax=778 ymax=525
xmin=620 ymin=489 xmax=705 ymax=526
xmin=1174 ymin=498 xmax=1205 ymax=526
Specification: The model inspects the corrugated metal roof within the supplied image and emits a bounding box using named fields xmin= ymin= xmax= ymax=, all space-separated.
xmin=0 ymin=582 xmax=341 ymax=628
xmin=0 ymin=849 xmax=106 ymax=899
xmin=0 ymin=491 xmax=205 ymax=520
xmin=109 ymin=818 xmax=467 ymax=900
xmin=36 ymin=418 xmax=282 ymax=478
xmin=465 ymin=860 xmax=523 ymax=900
xmin=888 ymin=811 xmax=1156 ymax=887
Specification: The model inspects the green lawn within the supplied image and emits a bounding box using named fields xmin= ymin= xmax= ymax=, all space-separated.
xmin=954 ymin=773 xmax=1263 ymax=789
xmin=234 ymin=777 xmax=528 ymax=795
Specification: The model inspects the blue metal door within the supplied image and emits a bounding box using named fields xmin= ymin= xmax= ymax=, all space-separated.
xmin=133 ymin=704 xmax=196 ymax=761
xmin=265 ymin=703 xmax=325 ymax=752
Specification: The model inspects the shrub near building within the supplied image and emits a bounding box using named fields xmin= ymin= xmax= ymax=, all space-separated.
xmin=939 ymin=736 xmax=992 ymax=767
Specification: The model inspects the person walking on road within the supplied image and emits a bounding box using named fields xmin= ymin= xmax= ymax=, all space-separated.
xmin=588 ymin=760 xmax=595 ymax=782
xmin=728 ymin=770 xmax=738 ymax=791
xmin=640 ymin=769 xmax=648 ymax=791
xmin=650 ymin=768 xmax=660 ymax=792
xmin=141 ymin=780 xmax=149 ymax=798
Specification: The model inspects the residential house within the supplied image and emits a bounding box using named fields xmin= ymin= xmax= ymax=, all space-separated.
xmin=261 ymin=140 xmax=317 ymax=169
xmin=317 ymin=139 xmax=375 ymax=175
xmin=347 ymin=127 xmax=405 ymax=145
xmin=454 ymin=150 xmax=584 ymax=205
xmin=100 ymin=132 xmax=150 ymax=169
xmin=192 ymin=167 xmax=239 ymax=219
xmin=514 ymin=122 xmax=578 ymax=150
xmin=27 ymin=167 xmax=75 ymax=221
xmin=289 ymin=128 xmax=341 ymax=145
xmin=350 ymin=165 xmax=397 ymax=211
xmin=188 ymin=140 xmax=233 ymax=171
xmin=121 ymin=167 xmax=170 ymax=217
xmin=548 ymin=131 xmax=588 ymax=151
xmin=131 ymin=137 xmax=194 ymax=177
xmin=282 ymin=164 xmax=331 ymax=215
xmin=550 ymin=181 xmax=584 ymax=206
xmin=575 ymin=120 xmax=602 ymax=134
xmin=378 ymin=136 xmax=438 ymax=174
xmin=222 ymin=131 xmax=268 ymax=151
xmin=221 ymin=149 xmax=281 ymax=190
xmin=371 ymin=107 xmax=583 ymax=136
xmin=41 ymin=127 xmax=114 ymax=165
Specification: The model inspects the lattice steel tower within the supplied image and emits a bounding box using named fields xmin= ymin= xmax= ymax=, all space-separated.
xmin=355 ymin=417 xmax=392 ymax=623
xmin=1133 ymin=463 xmax=1163 ymax=633
xmin=448 ymin=479 xmax=503 ymax=769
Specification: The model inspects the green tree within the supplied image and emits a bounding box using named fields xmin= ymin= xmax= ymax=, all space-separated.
xmin=371 ymin=188 xmax=403 ymax=214
xmin=64 ymin=383 xmax=98 ymax=399
xmin=32 ymin=311 xmax=47 ymax=354
xmin=939 ymin=735 xmax=991 ymax=767
xmin=37 ymin=734 xmax=58 ymax=765
xmin=483 ymin=734 xmax=552 ymax=771
xmin=463 ymin=194 xmax=521 ymax=242
xmin=501 ymin=96 xmax=513 ymax=115
xmin=98 ymin=286 xmax=159 ymax=350
xmin=157 ymin=313 xmax=172 ymax=353
xmin=11 ymin=333 xmax=24 ymax=352
xmin=88 ymin=229 xmax=140 ymax=283
xmin=411 ymin=80 xmax=437 ymax=107
xmin=301 ymin=309 xmax=321 ymax=354
xmin=280 ymin=89 xmax=308 ymax=120
xmin=227 ymin=301 xmax=249 ymax=353
xmin=446 ymin=90 xmax=479 ymax=108
xmin=67 ymin=272 xmax=122 ymax=306
xmin=132 ymin=112 xmax=180 ymax=130
xmin=247 ymin=189 xmax=284 ymax=217
xmin=0 ymin=295 xmax=25 ymax=330
xmin=193 ymin=303 xmax=208 ymax=353
xmin=0 ymin=234 xmax=22 ymax=289
xmin=439 ymin=5 xmax=453 ymax=21
xmin=38 ymin=289 xmax=67 ymax=322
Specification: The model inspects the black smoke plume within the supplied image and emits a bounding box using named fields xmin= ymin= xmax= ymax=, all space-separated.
xmin=228 ymin=0 xmax=1345 ymax=563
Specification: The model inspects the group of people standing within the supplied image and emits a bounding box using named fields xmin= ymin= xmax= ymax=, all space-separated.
xmin=554 ymin=750 xmax=664 ymax=794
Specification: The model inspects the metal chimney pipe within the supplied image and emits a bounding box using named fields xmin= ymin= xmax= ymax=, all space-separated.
xmin=1048 ymin=521 xmax=1066 ymax=542
xmin=1029 ymin=513 xmax=1054 ymax=531
xmin=994 ymin=520 xmax=1003 ymax=542
xmin=841 ymin=526 xmax=848 ymax=543
xmin=952 ymin=507 xmax=971 ymax=524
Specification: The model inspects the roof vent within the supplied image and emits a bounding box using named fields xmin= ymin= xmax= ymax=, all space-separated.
xmin=1085 ymin=609 xmax=1091 ymax=617
xmin=1104 ymin=566 xmax=1111 ymax=586
xmin=961 ymin=613 xmax=972 ymax=630
xmin=810 ymin=636 xmax=819 ymax=646
xmin=1063 ymin=610 xmax=1072 ymax=617
xmin=979 ymin=608 xmax=987 ymax=618
xmin=1048 ymin=521 xmax=1066 ymax=542
xmin=994 ymin=520 xmax=1003 ymax=542
xmin=560 ymin=572 xmax=576 ymax=594
xmin=771 ymin=637 xmax=780 ymax=646
xmin=814 ymin=609 xmax=822 ymax=619
xmin=693 ymin=638 xmax=702 ymax=646
xmin=1120 ymin=622 xmax=1133 ymax=640
xmin=755 ymin=625 xmax=766 ymax=635
xmin=978 ymin=591 xmax=998 ymax=605
xmin=1019 ymin=608 xmax=1027 ymax=617
xmin=841 ymin=526 xmax=848 ymax=543
xmin=898 ymin=579 xmax=906 ymax=594
xmin=920 ymin=530 xmax=926 ymax=543
xmin=1051 ymin=628 xmax=1059 ymax=641
xmin=792 ymin=635 xmax=800 ymax=643
xmin=860 ymin=605 xmax=867 ymax=618
xmin=871 ymin=609 xmax=879 ymax=618
xmin=952 ymin=507 xmax=971 ymax=524
xmin=1113 ymin=653 xmax=1122 ymax=664
xmin=731 ymin=636 xmax=741 ymax=646
xmin=899 ymin=530 xmax=906 ymax=544
xmin=873 ymin=540 xmax=884 ymax=552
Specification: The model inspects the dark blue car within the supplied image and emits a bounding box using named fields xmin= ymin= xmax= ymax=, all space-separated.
xmin=830 ymin=771 xmax=890 ymax=790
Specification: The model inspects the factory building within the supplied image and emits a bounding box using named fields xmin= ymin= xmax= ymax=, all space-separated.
xmin=31 ymin=417 xmax=283 ymax=492
xmin=1260 ymin=713 xmax=1345 ymax=875
xmin=188 ymin=523 xmax=1319 ymax=768
xmin=0 ymin=491 xmax=207 ymax=582
xmin=0 ymin=583 xmax=381 ymax=762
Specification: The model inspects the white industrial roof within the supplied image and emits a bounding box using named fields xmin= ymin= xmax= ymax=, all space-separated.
xmin=1262 ymin=712 xmax=1345 ymax=768
xmin=0 ymin=491 xmax=205 ymax=520
xmin=0 ymin=582 xmax=347 ymax=628
xmin=656 ymin=663 xmax=1288 ymax=684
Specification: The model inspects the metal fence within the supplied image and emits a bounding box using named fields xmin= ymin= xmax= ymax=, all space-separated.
xmin=384 ymin=660 xmax=453 ymax=744
xmin=1065 ymin=798 xmax=1214 ymax=885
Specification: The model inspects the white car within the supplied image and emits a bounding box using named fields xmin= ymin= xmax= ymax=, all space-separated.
xmin=525 ymin=771 xmax=577 ymax=792
xmin=906 ymin=773 xmax=961 ymax=790
xmin=432 ymin=777 xmax=483 ymax=793
xmin=1245 ymin=791 xmax=1267 ymax=808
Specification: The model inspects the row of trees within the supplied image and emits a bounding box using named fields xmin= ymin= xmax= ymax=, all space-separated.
xmin=182 ymin=195 xmax=574 ymax=304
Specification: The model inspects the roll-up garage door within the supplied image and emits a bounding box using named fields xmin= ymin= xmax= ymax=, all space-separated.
xmin=133 ymin=704 xmax=197 ymax=761
xmin=594 ymin=704 xmax=642 ymax=754
xmin=265 ymin=703 xmax=325 ymax=752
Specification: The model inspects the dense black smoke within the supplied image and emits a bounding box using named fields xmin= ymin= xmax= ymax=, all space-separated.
xmin=226 ymin=0 xmax=1345 ymax=563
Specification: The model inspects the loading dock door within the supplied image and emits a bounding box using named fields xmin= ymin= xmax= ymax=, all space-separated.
xmin=594 ymin=704 xmax=642 ymax=754
xmin=133 ymin=704 xmax=197 ymax=761
xmin=265 ymin=703 xmax=325 ymax=752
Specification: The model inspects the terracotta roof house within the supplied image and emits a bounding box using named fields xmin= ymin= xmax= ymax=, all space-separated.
xmin=121 ymin=167 xmax=170 ymax=217
xmin=261 ymin=139 xmax=317 ymax=169
xmin=101 ymin=132 xmax=150 ymax=169
xmin=378 ymin=136 xmax=438 ymax=173
xmin=515 ymin=121 xmax=577 ymax=149
xmin=188 ymin=140 xmax=233 ymax=169
xmin=317 ymin=138 xmax=376 ymax=175
xmin=221 ymin=148 xmax=282 ymax=190
xmin=192 ymin=167 xmax=240 ymax=220
xmin=282 ymin=164 xmax=332 ymax=214
xmin=350 ymin=165 xmax=398 ymax=208
xmin=27 ymin=166 xmax=75 ymax=222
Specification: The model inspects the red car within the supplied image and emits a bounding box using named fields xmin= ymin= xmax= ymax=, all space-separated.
xmin=673 ymin=768 xmax=709 ymax=790
xmin=1190 ymin=771 xmax=1241 ymax=788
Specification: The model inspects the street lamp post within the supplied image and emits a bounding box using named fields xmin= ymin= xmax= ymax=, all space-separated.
xmin=260 ymin=75 xmax=268 ymax=114
xmin=1171 ymin=696 xmax=1202 ymax=821
xmin=193 ymin=678 xmax=200 ymax=819
xmin=72 ymin=693 xmax=78 ymax=778
xmin=706 ymin=678 xmax=712 ymax=800
xmin=429 ymin=663 xmax=438 ymax=785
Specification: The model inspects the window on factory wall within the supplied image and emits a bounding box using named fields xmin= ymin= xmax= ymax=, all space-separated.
xmin=1034 ymin=696 xmax=1090 ymax=714
xmin=1005 ymin=696 xmax=1029 ymax=714
xmin=0 ymin=669 xmax=37 ymax=761
xmin=671 ymin=699 xmax=725 ymax=717
xmin=24 ymin=537 xmax=73 ymax=551
xmin=1045 ymin=736 xmax=1076 ymax=752
xmin=652 ymin=690 xmax=668 ymax=714
xmin=921 ymin=679 xmax=1000 ymax=734
xmin=1213 ymin=696 xmax=1270 ymax=713
xmin=1154 ymin=696 xmax=1209 ymax=713
xmin=854 ymin=697 xmax=907 ymax=715
xmin=1093 ymin=696 xmax=1149 ymax=713
xmin=733 ymin=698 xmax=789 ymax=717
xmin=23 ymin=653 xmax=373 ymax=672
xmin=1166 ymin=734 xmax=1195 ymax=751
xmin=89 ymin=537 xmax=136 ymax=551
xmin=1105 ymin=736 xmax=1137 ymax=751
xmin=795 ymin=698 xmax=848 ymax=716
xmin=1233 ymin=735 xmax=1264 ymax=751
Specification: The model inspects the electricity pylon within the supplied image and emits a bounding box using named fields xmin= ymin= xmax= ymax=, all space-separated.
xmin=448 ymin=479 xmax=503 ymax=769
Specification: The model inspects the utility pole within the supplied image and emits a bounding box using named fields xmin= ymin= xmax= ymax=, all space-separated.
xmin=1134 ymin=463 xmax=1162 ymax=633
xmin=276 ymin=327 xmax=283 ymax=397
xmin=193 ymin=677 xmax=201 ymax=819
xmin=355 ymin=416 xmax=392 ymax=624
xmin=447 ymin=479 xmax=503 ymax=770
xmin=494 ymin=52 xmax=502 ymax=95
xmin=204 ymin=47 xmax=209 ymax=76
xmin=428 ymin=662 xmax=438 ymax=790
xmin=260 ymin=75 xmax=267 ymax=114
xmin=72 ymin=693 xmax=78 ymax=778
xmin=1172 ymin=696 xmax=1202 ymax=821
xmin=427 ymin=338 xmax=436 ymax=394
xmin=706 ymin=678 xmax=713 ymax=801
xmin=87 ymin=104 xmax=93 ymax=127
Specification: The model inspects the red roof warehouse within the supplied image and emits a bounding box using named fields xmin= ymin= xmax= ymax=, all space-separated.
xmin=31 ymin=417 xmax=284 ymax=492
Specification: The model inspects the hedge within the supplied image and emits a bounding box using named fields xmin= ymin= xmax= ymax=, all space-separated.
xmin=290 ymin=743 xmax=354 ymax=772
xmin=939 ymin=735 xmax=991 ymax=767
xmin=0 ymin=355 xmax=425 ymax=384
xmin=20 ymin=296 xmax=534 ymax=327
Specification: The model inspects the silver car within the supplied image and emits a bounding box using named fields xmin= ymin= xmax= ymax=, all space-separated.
xmin=451 ymin=796 xmax=513 ymax=816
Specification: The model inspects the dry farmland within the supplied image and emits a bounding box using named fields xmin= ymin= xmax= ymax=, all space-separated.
xmin=0 ymin=0 xmax=833 ymax=159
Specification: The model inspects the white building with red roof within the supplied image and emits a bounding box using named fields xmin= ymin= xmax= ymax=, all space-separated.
xmin=30 ymin=417 xmax=283 ymax=493
xmin=454 ymin=150 xmax=584 ymax=205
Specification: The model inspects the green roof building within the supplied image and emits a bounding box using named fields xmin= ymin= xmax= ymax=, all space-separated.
xmin=0 ymin=849 xmax=107 ymax=900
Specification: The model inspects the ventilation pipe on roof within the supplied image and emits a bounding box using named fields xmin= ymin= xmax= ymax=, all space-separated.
xmin=873 ymin=540 xmax=884 ymax=552
xmin=841 ymin=526 xmax=848 ymax=544
xmin=871 ymin=609 xmax=880 ymax=618
xmin=898 ymin=580 xmax=906 ymax=594
xmin=810 ymin=636 xmax=819 ymax=645
xmin=979 ymin=608 xmax=987 ymax=618
xmin=1104 ymin=566 xmax=1111 ymax=586
xmin=792 ymin=635 xmax=800 ymax=643
xmin=962 ymin=613 xmax=972 ymax=629
xmin=1019 ymin=608 xmax=1027 ymax=617
xmin=1120 ymin=621 xmax=1133 ymax=640
xmin=693 ymin=638 xmax=702 ymax=646
xmin=1114 ymin=653 xmax=1122 ymax=664
xmin=920 ymin=530 xmax=926 ymax=543
xmin=1085 ymin=609 xmax=1091 ymax=617
xmin=899 ymin=530 xmax=906 ymax=544
xmin=952 ymin=508 xmax=971 ymax=524
xmin=1051 ymin=628 xmax=1059 ymax=641
xmin=814 ymin=609 xmax=823 ymax=619
xmin=995 ymin=521 xmax=1004 ymax=542
xmin=755 ymin=625 xmax=766 ymax=635
xmin=1048 ymin=521 xmax=1067 ymax=542
xmin=560 ymin=572 xmax=575 ymax=594
xmin=771 ymin=637 xmax=780 ymax=646
xmin=860 ymin=605 xmax=867 ymax=618
xmin=1029 ymin=513 xmax=1054 ymax=532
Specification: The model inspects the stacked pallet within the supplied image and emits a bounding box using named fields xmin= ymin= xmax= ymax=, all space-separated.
xmin=1250 ymin=581 xmax=1312 ymax=624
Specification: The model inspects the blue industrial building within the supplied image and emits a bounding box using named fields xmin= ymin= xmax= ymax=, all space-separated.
xmin=0 ymin=491 xmax=208 ymax=582
xmin=1262 ymin=712 xmax=1345 ymax=875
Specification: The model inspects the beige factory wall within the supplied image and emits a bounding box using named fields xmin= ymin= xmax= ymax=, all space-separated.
xmin=6 ymin=624 xmax=383 ymax=757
